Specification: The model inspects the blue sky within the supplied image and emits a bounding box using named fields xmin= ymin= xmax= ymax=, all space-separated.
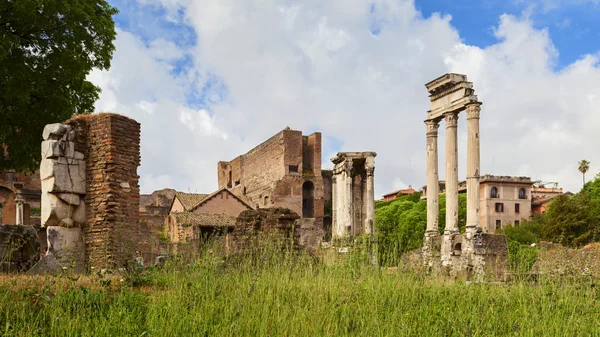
xmin=415 ymin=0 xmax=600 ymax=69
xmin=94 ymin=0 xmax=600 ymax=195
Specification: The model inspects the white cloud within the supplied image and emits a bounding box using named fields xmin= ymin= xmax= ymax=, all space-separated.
xmin=91 ymin=1 xmax=600 ymax=197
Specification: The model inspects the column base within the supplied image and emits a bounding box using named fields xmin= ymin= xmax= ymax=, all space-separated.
xmin=422 ymin=230 xmax=441 ymax=271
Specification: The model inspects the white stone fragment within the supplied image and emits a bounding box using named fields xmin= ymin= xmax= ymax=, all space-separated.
xmin=42 ymin=123 xmax=68 ymax=140
xmin=46 ymin=226 xmax=85 ymax=273
xmin=57 ymin=193 xmax=80 ymax=206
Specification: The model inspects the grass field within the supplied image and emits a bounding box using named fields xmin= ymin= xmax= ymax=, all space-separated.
xmin=1 ymin=249 xmax=599 ymax=336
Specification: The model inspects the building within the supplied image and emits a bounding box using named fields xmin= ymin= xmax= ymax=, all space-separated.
xmin=420 ymin=175 xmax=534 ymax=232
xmin=0 ymin=170 xmax=41 ymax=225
xmin=217 ymin=127 xmax=326 ymax=245
xmin=479 ymin=175 xmax=533 ymax=233
xmin=382 ymin=186 xmax=417 ymax=201
xmin=166 ymin=188 xmax=254 ymax=245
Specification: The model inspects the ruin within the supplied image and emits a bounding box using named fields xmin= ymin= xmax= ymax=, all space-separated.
xmin=38 ymin=113 xmax=141 ymax=272
xmin=422 ymin=73 xmax=507 ymax=280
xmin=217 ymin=128 xmax=326 ymax=249
xmin=331 ymin=152 xmax=376 ymax=238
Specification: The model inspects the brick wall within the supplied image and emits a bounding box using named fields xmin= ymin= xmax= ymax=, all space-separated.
xmin=67 ymin=113 xmax=141 ymax=270
xmin=216 ymin=128 xmax=326 ymax=245
xmin=1 ymin=193 xmax=15 ymax=224
xmin=218 ymin=130 xmax=288 ymax=208
xmin=193 ymin=191 xmax=251 ymax=217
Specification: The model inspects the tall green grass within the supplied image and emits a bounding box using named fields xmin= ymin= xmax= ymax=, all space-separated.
xmin=1 ymin=246 xmax=599 ymax=336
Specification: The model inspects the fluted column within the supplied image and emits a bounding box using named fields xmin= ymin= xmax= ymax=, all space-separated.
xmin=332 ymin=175 xmax=337 ymax=237
xmin=345 ymin=160 xmax=354 ymax=236
xmin=466 ymin=103 xmax=482 ymax=232
xmin=364 ymin=166 xmax=375 ymax=235
xmin=425 ymin=119 xmax=440 ymax=233
xmin=445 ymin=112 xmax=459 ymax=234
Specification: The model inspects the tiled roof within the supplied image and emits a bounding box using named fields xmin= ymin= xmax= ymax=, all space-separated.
xmin=175 ymin=192 xmax=209 ymax=211
xmin=190 ymin=187 xmax=255 ymax=211
xmin=382 ymin=187 xmax=417 ymax=197
xmin=173 ymin=212 xmax=237 ymax=228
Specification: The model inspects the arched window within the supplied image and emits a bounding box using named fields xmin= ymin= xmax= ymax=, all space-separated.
xmin=302 ymin=181 xmax=315 ymax=218
xmin=519 ymin=188 xmax=526 ymax=199
xmin=490 ymin=187 xmax=498 ymax=198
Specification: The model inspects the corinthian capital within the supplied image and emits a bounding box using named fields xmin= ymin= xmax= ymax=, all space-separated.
xmin=466 ymin=102 xmax=482 ymax=120
xmin=444 ymin=112 xmax=459 ymax=128
xmin=425 ymin=119 xmax=440 ymax=138
xmin=366 ymin=167 xmax=375 ymax=177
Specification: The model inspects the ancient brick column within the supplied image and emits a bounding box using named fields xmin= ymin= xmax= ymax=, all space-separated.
xmin=67 ymin=113 xmax=141 ymax=270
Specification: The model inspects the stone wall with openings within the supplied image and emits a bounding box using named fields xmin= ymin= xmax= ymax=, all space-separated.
xmin=66 ymin=113 xmax=141 ymax=270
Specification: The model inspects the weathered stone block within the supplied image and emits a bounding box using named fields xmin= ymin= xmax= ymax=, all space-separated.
xmin=41 ymin=192 xmax=85 ymax=227
xmin=41 ymin=163 xmax=85 ymax=195
xmin=42 ymin=123 xmax=69 ymax=141
xmin=27 ymin=253 xmax=63 ymax=275
xmin=57 ymin=193 xmax=80 ymax=206
xmin=0 ymin=224 xmax=40 ymax=272
xmin=47 ymin=226 xmax=85 ymax=273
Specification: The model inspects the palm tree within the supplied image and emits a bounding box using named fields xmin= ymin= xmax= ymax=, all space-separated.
xmin=578 ymin=160 xmax=591 ymax=186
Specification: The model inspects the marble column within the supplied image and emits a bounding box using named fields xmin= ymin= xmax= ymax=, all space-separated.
xmin=425 ymin=119 xmax=440 ymax=233
xmin=444 ymin=112 xmax=459 ymax=234
xmin=15 ymin=195 xmax=24 ymax=226
xmin=364 ymin=166 xmax=375 ymax=235
xmin=332 ymin=175 xmax=337 ymax=236
xmin=345 ymin=160 xmax=354 ymax=236
xmin=466 ymin=103 xmax=482 ymax=233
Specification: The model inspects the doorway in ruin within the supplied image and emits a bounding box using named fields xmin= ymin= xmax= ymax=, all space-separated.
xmin=302 ymin=181 xmax=314 ymax=218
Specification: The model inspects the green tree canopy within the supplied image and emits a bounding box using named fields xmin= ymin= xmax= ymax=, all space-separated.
xmin=0 ymin=0 xmax=118 ymax=171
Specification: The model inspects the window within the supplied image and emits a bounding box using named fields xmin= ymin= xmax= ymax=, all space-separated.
xmin=515 ymin=203 xmax=520 ymax=214
xmin=515 ymin=220 xmax=520 ymax=225
xmin=496 ymin=220 xmax=502 ymax=230
xmin=289 ymin=165 xmax=299 ymax=175
xmin=490 ymin=187 xmax=499 ymax=198
xmin=519 ymin=188 xmax=527 ymax=199
xmin=243 ymin=187 xmax=247 ymax=195
xmin=227 ymin=171 xmax=232 ymax=188
xmin=302 ymin=181 xmax=315 ymax=218
xmin=495 ymin=203 xmax=504 ymax=213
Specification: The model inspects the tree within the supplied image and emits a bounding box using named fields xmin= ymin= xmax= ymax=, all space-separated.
xmin=578 ymin=160 xmax=591 ymax=187
xmin=0 ymin=0 xmax=118 ymax=172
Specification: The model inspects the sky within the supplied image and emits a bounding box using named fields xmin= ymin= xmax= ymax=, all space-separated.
xmin=90 ymin=0 xmax=600 ymax=197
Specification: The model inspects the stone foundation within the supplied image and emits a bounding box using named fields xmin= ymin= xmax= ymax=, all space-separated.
xmin=0 ymin=224 xmax=40 ymax=272
xmin=421 ymin=232 xmax=509 ymax=282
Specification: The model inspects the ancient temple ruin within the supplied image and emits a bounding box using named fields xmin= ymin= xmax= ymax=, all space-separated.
xmin=331 ymin=152 xmax=376 ymax=239
xmin=422 ymin=73 xmax=507 ymax=279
